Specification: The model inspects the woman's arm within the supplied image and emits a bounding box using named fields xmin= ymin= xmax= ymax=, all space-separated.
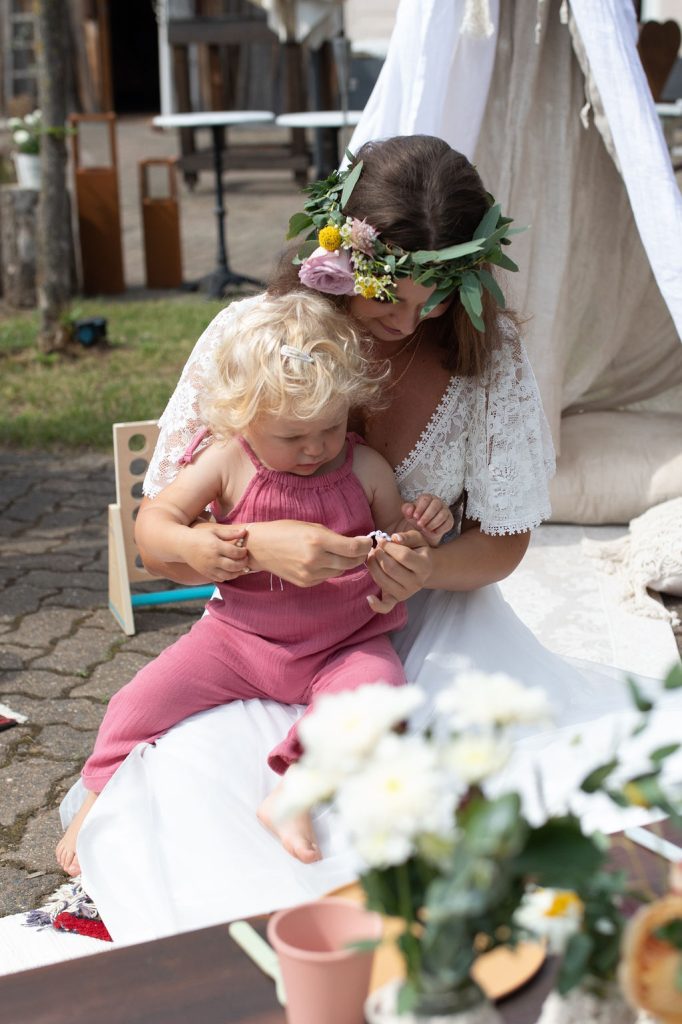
xmin=367 ymin=516 xmax=530 ymax=605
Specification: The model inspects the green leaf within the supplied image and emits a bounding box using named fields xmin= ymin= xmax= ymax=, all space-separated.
xmin=557 ymin=932 xmax=594 ymax=995
xmin=630 ymin=717 xmax=648 ymax=738
xmin=459 ymin=278 xmax=484 ymax=332
xmin=474 ymin=202 xmax=501 ymax=240
xmin=627 ymin=676 xmax=654 ymax=713
xmin=291 ymin=239 xmax=319 ymax=264
xmin=347 ymin=938 xmax=383 ymax=954
xmin=665 ymin=663 xmax=682 ymax=690
xmin=421 ymin=286 xmax=454 ymax=318
xmin=653 ymin=919 xmax=682 ymax=949
xmin=460 ymin=793 xmax=523 ymax=855
xmin=412 ymin=239 xmax=484 ymax=264
xmin=488 ymin=250 xmax=519 ymax=273
xmin=396 ymin=980 xmax=419 ymax=1014
xmin=514 ymin=817 xmax=605 ymax=888
xmin=460 ymin=272 xmax=483 ymax=316
xmin=580 ymin=759 xmax=619 ymax=794
xmin=340 ymin=159 xmax=364 ymax=209
xmin=286 ymin=211 xmax=313 ymax=239
xmin=478 ymin=269 xmax=506 ymax=308
xmin=651 ymin=742 xmax=681 ymax=764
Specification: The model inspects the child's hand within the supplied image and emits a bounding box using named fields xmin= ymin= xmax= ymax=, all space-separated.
xmin=182 ymin=523 xmax=251 ymax=583
xmin=401 ymin=494 xmax=454 ymax=546
xmin=366 ymin=533 xmax=404 ymax=614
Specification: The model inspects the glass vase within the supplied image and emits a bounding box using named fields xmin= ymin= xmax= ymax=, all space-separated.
xmin=365 ymin=978 xmax=502 ymax=1024
xmin=535 ymin=979 xmax=637 ymax=1024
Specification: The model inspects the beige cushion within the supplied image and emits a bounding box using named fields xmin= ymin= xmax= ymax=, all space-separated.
xmin=549 ymin=411 xmax=682 ymax=525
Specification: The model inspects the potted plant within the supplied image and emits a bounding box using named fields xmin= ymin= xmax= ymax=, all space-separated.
xmin=8 ymin=109 xmax=43 ymax=189
xmin=275 ymin=665 xmax=682 ymax=1024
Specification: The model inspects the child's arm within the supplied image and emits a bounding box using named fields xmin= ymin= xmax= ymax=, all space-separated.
xmin=353 ymin=446 xmax=454 ymax=614
xmin=135 ymin=443 xmax=249 ymax=583
xmin=396 ymin=494 xmax=455 ymax=546
xmin=353 ymin=447 xmax=454 ymax=547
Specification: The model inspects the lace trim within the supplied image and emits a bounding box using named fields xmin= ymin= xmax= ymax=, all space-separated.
xmin=394 ymin=376 xmax=462 ymax=484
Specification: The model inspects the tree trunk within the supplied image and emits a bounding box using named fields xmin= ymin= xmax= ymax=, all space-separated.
xmin=35 ymin=0 xmax=72 ymax=354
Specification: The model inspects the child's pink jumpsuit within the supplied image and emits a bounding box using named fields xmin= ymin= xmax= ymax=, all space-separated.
xmin=81 ymin=433 xmax=407 ymax=791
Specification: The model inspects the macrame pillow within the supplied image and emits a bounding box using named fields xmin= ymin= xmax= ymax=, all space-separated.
xmin=582 ymin=498 xmax=682 ymax=624
xmin=549 ymin=411 xmax=682 ymax=524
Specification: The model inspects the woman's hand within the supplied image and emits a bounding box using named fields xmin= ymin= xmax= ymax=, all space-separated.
xmin=366 ymin=529 xmax=432 ymax=612
xmin=245 ymin=520 xmax=372 ymax=586
xmin=180 ymin=522 xmax=250 ymax=583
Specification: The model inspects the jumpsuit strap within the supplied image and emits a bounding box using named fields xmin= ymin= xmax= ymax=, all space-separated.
xmin=178 ymin=426 xmax=211 ymax=466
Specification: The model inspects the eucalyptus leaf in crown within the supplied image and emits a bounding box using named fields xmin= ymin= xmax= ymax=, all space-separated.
xmin=287 ymin=155 xmax=525 ymax=330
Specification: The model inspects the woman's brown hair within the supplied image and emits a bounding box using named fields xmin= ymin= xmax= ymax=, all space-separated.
xmin=269 ymin=135 xmax=515 ymax=378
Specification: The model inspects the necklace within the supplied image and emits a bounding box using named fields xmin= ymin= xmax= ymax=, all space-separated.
xmin=387 ymin=330 xmax=423 ymax=390
xmin=386 ymin=331 xmax=419 ymax=361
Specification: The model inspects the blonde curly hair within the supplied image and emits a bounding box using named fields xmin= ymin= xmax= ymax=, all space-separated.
xmin=200 ymin=291 xmax=387 ymax=438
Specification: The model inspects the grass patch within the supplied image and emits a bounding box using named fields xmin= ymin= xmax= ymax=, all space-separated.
xmin=0 ymin=296 xmax=230 ymax=450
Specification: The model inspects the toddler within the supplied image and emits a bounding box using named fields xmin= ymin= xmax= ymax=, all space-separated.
xmin=56 ymin=292 xmax=453 ymax=873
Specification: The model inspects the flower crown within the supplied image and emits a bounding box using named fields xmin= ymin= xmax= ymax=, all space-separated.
xmin=287 ymin=154 xmax=523 ymax=330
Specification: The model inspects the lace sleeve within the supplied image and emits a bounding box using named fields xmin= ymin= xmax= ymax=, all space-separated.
xmin=464 ymin=319 xmax=556 ymax=535
xmin=143 ymin=295 xmax=263 ymax=498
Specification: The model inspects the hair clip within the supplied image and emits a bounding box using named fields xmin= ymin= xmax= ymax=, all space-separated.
xmin=281 ymin=345 xmax=315 ymax=363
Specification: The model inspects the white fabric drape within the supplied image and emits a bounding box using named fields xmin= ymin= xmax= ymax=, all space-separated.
xmin=347 ymin=0 xmax=682 ymax=447
xmin=347 ymin=0 xmax=498 ymax=162
xmin=569 ymin=0 xmax=682 ymax=336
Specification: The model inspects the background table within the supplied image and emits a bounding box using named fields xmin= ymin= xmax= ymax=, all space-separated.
xmin=153 ymin=111 xmax=274 ymax=296
xmin=276 ymin=110 xmax=362 ymax=177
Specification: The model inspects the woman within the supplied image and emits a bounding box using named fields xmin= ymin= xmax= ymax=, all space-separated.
xmin=60 ymin=137 xmax=638 ymax=943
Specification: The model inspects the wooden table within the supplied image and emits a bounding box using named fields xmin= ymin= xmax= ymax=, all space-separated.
xmin=0 ymin=823 xmax=676 ymax=1024
xmin=0 ymin=920 xmax=559 ymax=1024
xmin=153 ymin=111 xmax=274 ymax=297
xmin=275 ymin=110 xmax=362 ymax=178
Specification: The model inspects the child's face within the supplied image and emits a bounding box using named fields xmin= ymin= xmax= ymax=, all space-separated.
xmin=244 ymin=405 xmax=349 ymax=475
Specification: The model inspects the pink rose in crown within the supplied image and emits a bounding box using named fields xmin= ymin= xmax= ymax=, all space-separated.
xmin=298 ymin=246 xmax=356 ymax=295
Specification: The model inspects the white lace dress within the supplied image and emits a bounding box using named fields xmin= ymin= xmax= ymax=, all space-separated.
xmin=62 ymin=297 xmax=679 ymax=945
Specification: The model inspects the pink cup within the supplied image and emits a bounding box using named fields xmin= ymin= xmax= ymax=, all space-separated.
xmin=267 ymin=897 xmax=383 ymax=1024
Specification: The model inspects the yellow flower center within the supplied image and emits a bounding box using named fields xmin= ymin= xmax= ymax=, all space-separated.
xmin=358 ymin=281 xmax=379 ymax=299
xmin=623 ymin=781 xmax=649 ymax=807
xmin=318 ymin=226 xmax=342 ymax=251
xmin=544 ymin=891 xmax=583 ymax=918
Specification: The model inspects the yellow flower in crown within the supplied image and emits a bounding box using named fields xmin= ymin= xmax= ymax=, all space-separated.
xmin=357 ymin=280 xmax=380 ymax=299
xmin=318 ymin=225 xmax=342 ymax=251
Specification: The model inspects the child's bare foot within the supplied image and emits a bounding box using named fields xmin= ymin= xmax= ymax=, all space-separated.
xmin=257 ymin=786 xmax=322 ymax=864
xmin=55 ymin=790 xmax=98 ymax=876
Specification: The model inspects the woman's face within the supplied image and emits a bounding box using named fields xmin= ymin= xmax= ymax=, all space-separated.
xmin=349 ymin=277 xmax=452 ymax=347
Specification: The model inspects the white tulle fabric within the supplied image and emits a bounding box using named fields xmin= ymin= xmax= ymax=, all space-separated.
xmin=144 ymin=296 xmax=555 ymax=537
xmin=62 ymin=297 xmax=679 ymax=946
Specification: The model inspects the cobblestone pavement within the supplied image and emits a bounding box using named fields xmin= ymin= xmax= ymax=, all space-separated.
xmin=0 ymin=448 xmax=204 ymax=916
